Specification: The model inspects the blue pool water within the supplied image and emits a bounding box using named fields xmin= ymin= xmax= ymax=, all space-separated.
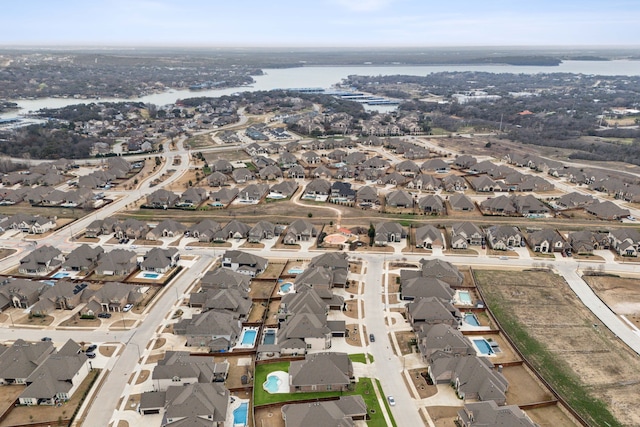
xmin=52 ymin=272 xmax=71 ymax=279
xmin=473 ymin=339 xmax=494 ymax=355
xmin=264 ymin=375 xmax=281 ymax=393
xmin=263 ymin=331 xmax=276 ymax=345
xmin=464 ymin=313 xmax=480 ymax=326
xmin=459 ymin=291 xmax=472 ymax=304
xmin=233 ymin=402 xmax=248 ymax=426
xmin=241 ymin=329 xmax=257 ymax=346
xmin=143 ymin=272 xmax=160 ymax=279
xmin=288 ymin=268 xmax=304 ymax=275
xmin=280 ymin=282 xmax=292 ymax=292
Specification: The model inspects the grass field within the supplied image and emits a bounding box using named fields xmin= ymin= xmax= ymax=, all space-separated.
xmin=474 ymin=269 xmax=626 ymax=427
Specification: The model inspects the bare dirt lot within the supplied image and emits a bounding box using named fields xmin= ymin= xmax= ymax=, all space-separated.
xmin=475 ymin=269 xmax=640 ymax=427
xmin=583 ymin=275 xmax=640 ymax=327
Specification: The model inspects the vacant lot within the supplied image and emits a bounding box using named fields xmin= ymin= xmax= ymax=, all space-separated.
xmin=475 ymin=269 xmax=639 ymax=427
xmin=583 ymin=275 xmax=640 ymax=323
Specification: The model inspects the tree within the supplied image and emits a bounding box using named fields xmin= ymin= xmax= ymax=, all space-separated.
xmin=368 ymin=223 xmax=376 ymax=246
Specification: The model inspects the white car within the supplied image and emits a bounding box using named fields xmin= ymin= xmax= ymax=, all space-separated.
xmin=123 ymin=304 xmax=133 ymax=312
xmin=387 ymin=395 xmax=396 ymax=406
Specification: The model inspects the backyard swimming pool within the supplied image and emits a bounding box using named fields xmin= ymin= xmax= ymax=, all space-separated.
xmin=240 ymin=329 xmax=257 ymax=346
xmin=52 ymin=271 xmax=71 ymax=279
xmin=464 ymin=313 xmax=480 ymax=326
xmin=263 ymin=371 xmax=289 ymax=394
xmin=287 ymin=267 xmax=304 ymax=275
xmin=279 ymin=282 xmax=293 ymax=293
xmin=263 ymin=329 xmax=276 ymax=345
xmin=473 ymin=339 xmax=494 ymax=355
xmin=458 ymin=290 xmax=473 ymax=305
xmin=233 ymin=402 xmax=248 ymax=426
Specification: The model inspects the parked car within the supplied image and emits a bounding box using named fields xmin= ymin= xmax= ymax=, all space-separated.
xmin=369 ymin=334 xmax=375 ymax=342
xmin=86 ymin=344 xmax=97 ymax=353
xmin=41 ymin=337 xmax=52 ymax=342
xmin=123 ymin=304 xmax=133 ymax=312
xmin=98 ymin=312 xmax=112 ymax=319
xmin=387 ymin=395 xmax=396 ymax=406
xmin=86 ymin=351 xmax=96 ymax=359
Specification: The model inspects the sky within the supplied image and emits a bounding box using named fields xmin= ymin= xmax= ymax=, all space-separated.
xmin=2 ymin=0 xmax=640 ymax=47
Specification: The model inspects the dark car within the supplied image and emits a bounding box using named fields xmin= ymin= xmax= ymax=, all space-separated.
xmin=86 ymin=344 xmax=97 ymax=353
xmin=369 ymin=334 xmax=375 ymax=342
xmin=86 ymin=351 xmax=96 ymax=359
xmin=98 ymin=312 xmax=112 ymax=319
xmin=41 ymin=337 xmax=52 ymax=342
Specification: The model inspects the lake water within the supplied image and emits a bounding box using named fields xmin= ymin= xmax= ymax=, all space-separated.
xmin=3 ymin=60 xmax=640 ymax=119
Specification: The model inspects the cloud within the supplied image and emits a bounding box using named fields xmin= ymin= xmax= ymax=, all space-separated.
xmin=331 ymin=0 xmax=397 ymax=12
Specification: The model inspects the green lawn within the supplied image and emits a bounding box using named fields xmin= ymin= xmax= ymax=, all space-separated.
xmin=254 ymin=363 xmax=395 ymax=427
xmin=349 ymin=353 xmax=375 ymax=364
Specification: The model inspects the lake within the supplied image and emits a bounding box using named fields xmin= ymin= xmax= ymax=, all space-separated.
xmin=2 ymin=60 xmax=640 ymax=120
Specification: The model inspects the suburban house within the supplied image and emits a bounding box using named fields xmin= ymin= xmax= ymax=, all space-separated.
xmin=82 ymin=282 xmax=144 ymax=314
xmin=189 ymin=288 xmax=252 ymax=320
xmin=248 ymin=221 xmax=276 ymax=243
xmin=485 ymin=225 xmax=523 ymax=250
xmin=207 ymin=171 xmax=229 ymax=187
xmin=174 ymin=309 xmax=242 ymax=352
xmin=408 ymin=174 xmax=441 ymax=191
xmin=442 ymin=175 xmax=468 ymax=192
xmin=237 ymin=183 xmax=269 ymax=202
xmin=146 ymin=189 xmax=180 ymax=209
xmin=139 ymin=383 xmax=229 ymax=426
xmin=289 ymin=352 xmax=353 ymax=392
xmin=356 ymin=186 xmax=378 ymax=205
xmin=471 ymin=175 xmax=498 ymax=192
xmin=480 ymin=195 xmax=517 ymax=215
xmin=18 ymin=340 xmax=89 ymax=406
xmin=210 ymin=158 xmax=233 ymax=173
xmin=304 ymin=179 xmax=331 ymax=197
xmin=94 ymin=249 xmax=138 ymax=276
xmin=401 ymin=277 xmax=454 ymax=301
xmin=401 ymin=258 xmax=464 ymax=287
xmin=0 ymin=339 xmax=54 ymax=385
xmin=585 ymin=200 xmax=630 ymax=220
xmin=62 ymin=244 xmax=104 ymax=272
xmin=556 ymin=192 xmax=594 ymax=209
xmin=150 ymin=351 xmax=229 ymax=391
xmin=216 ymin=220 xmax=251 ymax=241
xmin=283 ymin=219 xmax=317 ymax=244
xmin=526 ymin=229 xmax=568 ymax=253
xmin=113 ymin=218 xmax=149 ymax=240
xmin=141 ymin=247 xmax=179 ymax=273
xmin=448 ymin=194 xmax=475 ymax=212
xmin=422 ymin=158 xmax=450 ymax=173
xmin=407 ymin=296 xmax=462 ymax=328
xmin=417 ymin=323 xmax=475 ymax=361
xmin=415 ymin=224 xmax=445 ymax=249
xmin=146 ymin=219 xmax=186 ymax=240
xmin=269 ymin=180 xmax=298 ymax=199
xmin=177 ymin=187 xmax=208 ymax=207
xmin=209 ymin=188 xmax=239 ymax=206
xmin=428 ymin=355 xmax=509 ymax=405
xmin=451 ymin=222 xmax=484 ymax=249
xmin=199 ymin=267 xmax=251 ymax=293
xmin=221 ymin=250 xmax=268 ymax=277
xmin=568 ymin=230 xmax=610 ymax=254
xmin=385 ymin=190 xmax=414 ymax=208
xmin=6 ymin=214 xmax=56 ymax=234
xmin=231 ymin=167 xmax=255 ymax=183
xmin=30 ymin=280 xmax=86 ymax=315
xmin=374 ymin=221 xmax=405 ymax=245
xmin=188 ymin=219 xmax=222 ymax=242
xmin=418 ymin=194 xmax=445 ymax=214
xmin=609 ymin=228 xmax=640 ymax=257
xmin=281 ymin=396 xmax=367 ymax=427
xmin=18 ymin=245 xmax=65 ymax=275
xmin=457 ymin=401 xmax=538 ymax=427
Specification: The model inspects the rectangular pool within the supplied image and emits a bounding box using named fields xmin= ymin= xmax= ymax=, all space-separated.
xmin=287 ymin=268 xmax=304 ymax=274
xmin=233 ymin=402 xmax=248 ymax=426
xmin=473 ymin=339 xmax=494 ymax=355
xmin=240 ymin=329 xmax=257 ymax=346
xmin=458 ymin=290 xmax=472 ymax=305
xmin=142 ymin=272 xmax=161 ymax=279
xmin=263 ymin=330 xmax=276 ymax=345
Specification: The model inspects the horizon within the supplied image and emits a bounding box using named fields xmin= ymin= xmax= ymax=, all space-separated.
xmin=2 ymin=0 xmax=640 ymax=47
